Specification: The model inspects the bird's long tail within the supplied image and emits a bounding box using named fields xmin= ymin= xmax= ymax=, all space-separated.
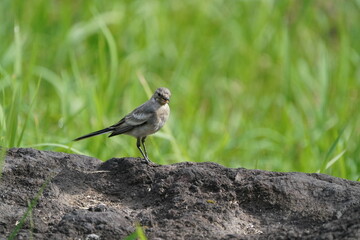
xmin=73 ymin=128 xmax=112 ymax=141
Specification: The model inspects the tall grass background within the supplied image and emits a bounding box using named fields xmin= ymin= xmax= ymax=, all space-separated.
xmin=1 ymin=0 xmax=359 ymax=180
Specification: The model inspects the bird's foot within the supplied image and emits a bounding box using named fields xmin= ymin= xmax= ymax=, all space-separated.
xmin=141 ymin=157 xmax=152 ymax=164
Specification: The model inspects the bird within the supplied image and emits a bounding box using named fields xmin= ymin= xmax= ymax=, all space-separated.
xmin=73 ymin=87 xmax=171 ymax=163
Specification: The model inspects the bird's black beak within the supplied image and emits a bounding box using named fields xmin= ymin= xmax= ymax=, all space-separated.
xmin=163 ymin=97 xmax=170 ymax=104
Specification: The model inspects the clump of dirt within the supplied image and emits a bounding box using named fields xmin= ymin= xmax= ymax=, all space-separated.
xmin=1 ymin=148 xmax=359 ymax=239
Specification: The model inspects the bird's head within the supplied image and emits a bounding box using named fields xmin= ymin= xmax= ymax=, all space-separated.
xmin=153 ymin=87 xmax=171 ymax=105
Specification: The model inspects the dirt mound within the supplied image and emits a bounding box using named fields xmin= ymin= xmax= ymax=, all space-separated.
xmin=1 ymin=148 xmax=359 ymax=239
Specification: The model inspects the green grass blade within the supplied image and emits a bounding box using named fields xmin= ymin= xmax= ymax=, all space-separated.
xmin=27 ymin=143 xmax=88 ymax=156
xmin=123 ymin=224 xmax=147 ymax=240
xmin=8 ymin=177 xmax=51 ymax=240
xmin=16 ymin=78 xmax=42 ymax=146
xmin=319 ymin=128 xmax=346 ymax=173
xmin=325 ymin=150 xmax=346 ymax=170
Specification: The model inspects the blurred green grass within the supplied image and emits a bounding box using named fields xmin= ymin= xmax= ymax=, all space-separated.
xmin=1 ymin=0 xmax=359 ymax=180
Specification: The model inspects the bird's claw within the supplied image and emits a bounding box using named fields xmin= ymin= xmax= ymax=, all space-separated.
xmin=141 ymin=157 xmax=152 ymax=164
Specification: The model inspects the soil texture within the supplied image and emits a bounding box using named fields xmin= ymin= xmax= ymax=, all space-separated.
xmin=0 ymin=148 xmax=359 ymax=239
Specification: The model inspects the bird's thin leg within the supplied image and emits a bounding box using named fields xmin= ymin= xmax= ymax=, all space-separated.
xmin=137 ymin=137 xmax=150 ymax=163
xmin=141 ymin=136 xmax=148 ymax=158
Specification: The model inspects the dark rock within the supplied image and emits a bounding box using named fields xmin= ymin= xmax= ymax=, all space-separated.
xmin=0 ymin=148 xmax=359 ymax=239
xmin=86 ymin=233 xmax=100 ymax=240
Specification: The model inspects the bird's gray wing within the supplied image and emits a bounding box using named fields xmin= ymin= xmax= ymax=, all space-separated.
xmin=123 ymin=101 xmax=154 ymax=126
xmin=108 ymin=101 xmax=154 ymax=137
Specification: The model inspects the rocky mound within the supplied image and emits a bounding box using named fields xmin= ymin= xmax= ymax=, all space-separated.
xmin=0 ymin=148 xmax=359 ymax=239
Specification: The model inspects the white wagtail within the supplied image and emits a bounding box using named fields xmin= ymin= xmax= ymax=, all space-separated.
xmin=74 ymin=87 xmax=171 ymax=163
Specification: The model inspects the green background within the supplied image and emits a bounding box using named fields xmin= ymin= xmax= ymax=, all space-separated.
xmin=1 ymin=0 xmax=359 ymax=180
